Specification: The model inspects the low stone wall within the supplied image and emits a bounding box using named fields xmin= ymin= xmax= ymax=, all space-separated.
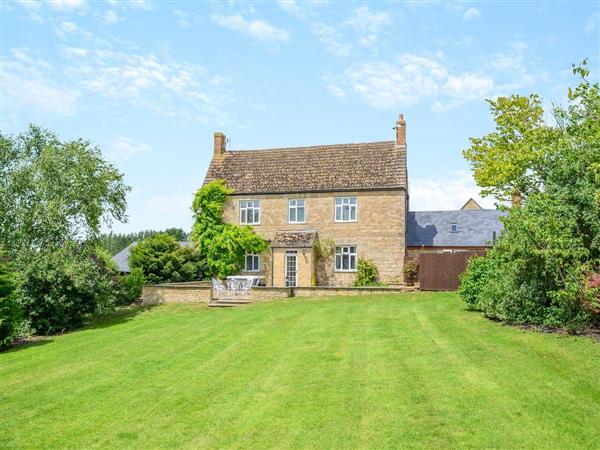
xmin=141 ymin=282 xmax=419 ymax=305
xmin=251 ymin=287 xmax=292 ymax=302
xmin=141 ymin=283 xmax=211 ymax=305
xmin=293 ymin=285 xmax=418 ymax=298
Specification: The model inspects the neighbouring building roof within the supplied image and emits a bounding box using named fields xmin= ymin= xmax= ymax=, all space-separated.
xmin=203 ymin=141 xmax=407 ymax=195
xmin=270 ymin=230 xmax=317 ymax=248
xmin=461 ymin=198 xmax=483 ymax=210
xmin=407 ymin=210 xmax=507 ymax=247
xmin=112 ymin=241 xmax=194 ymax=273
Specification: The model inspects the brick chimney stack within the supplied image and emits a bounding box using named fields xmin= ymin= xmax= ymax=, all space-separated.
xmin=395 ymin=114 xmax=406 ymax=146
xmin=214 ymin=132 xmax=226 ymax=156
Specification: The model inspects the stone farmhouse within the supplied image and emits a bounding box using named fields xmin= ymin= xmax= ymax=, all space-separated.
xmin=202 ymin=114 xmax=503 ymax=288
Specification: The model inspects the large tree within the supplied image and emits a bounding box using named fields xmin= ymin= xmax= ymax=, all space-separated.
xmin=0 ymin=125 xmax=130 ymax=255
xmin=459 ymin=61 xmax=600 ymax=331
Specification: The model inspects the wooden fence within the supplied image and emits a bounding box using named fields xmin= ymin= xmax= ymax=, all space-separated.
xmin=418 ymin=251 xmax=484 ymax=291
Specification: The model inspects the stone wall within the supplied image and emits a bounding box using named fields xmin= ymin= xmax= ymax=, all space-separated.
xmin=141 ymin=283 xmax=417 ymax=305
xmin=142 ymin=283 xmax=211 ymax=305
xmin=223 ymin=190 xmax=407 ymax=286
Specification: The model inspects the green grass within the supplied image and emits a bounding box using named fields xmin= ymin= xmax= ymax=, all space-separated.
xmin=2 ymin=293 xmax=600 ymax=449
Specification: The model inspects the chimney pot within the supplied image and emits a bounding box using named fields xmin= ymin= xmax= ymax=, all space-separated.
xmin=214 ymin=132 xmax=226 ymax=156
xmin=396 ymin=114 xmax=406 ymax=146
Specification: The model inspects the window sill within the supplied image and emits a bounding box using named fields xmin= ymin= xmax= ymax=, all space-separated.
xmin=334 ymin=270 xmax=357 ymax=273
xmin=334 ymin=220 xmax=358 ymax=223
xmin=288 ymin=221 xmax=307 ymax=225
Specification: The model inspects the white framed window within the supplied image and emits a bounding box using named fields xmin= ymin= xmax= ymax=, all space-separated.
xmin=335 ymin=246 xmax=357 ymax=272
xmin=335 ymin=197 xmax=357 ymax=222
xmin=240 ymin=200 xmax=260 ymax=224
xmin=244 ymin=254 xmax=260 ymax=272
xmin=288 ymin=199 xmax=306 ymax=223
xmin=450 ymin=223 xmax=459 ymax=233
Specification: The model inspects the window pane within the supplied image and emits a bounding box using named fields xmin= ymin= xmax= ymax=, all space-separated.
xmin=254 ymin=209 xmax=260 ymax=223
xmin=297 ymin=207 xmax=305 ymax=222
xmin=297 ymin=199 xmax=304 ymax=207
xmin=350 ymin=255 xmax=356 ymax=270
xmin=335 ymin=206 xmax=341 ymax=221
xmin=350 ymin=246 xmax=356 ymax=253
xmin=241 ymin=209 xmax=247 ymax=223
xmin=289 ymin=207 xmax=296 ymax=222
xmin=342 ymin=255 xmax=349 ymax=270
xmin=335 ymin=254 xmax=341 ymax=270
xmin=343 ymin=205 xmax=349 ymax=221
xmin=335 ymin=198 xmax=342 ymax=205
xmin=245 ymin=255 xmax=251 ymax=270
xmin=350 ymin=197 xmax=357 ymax=205
xmin=350 ymin=206 xmax=356 ymax=221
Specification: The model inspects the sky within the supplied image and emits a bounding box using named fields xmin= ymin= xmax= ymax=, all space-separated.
xmin=2 ymin=0 xmax=599 ymax=234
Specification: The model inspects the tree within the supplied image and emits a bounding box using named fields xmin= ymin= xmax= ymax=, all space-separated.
xmin=459 ymin=61 xmax=600 ymax=331
xmin=98 ymin=228 xmax=189 ymax=256
xmin=128 ymin=233 xmax=204 ymax=284
xmin=0 ymin=248 xmax=21 ymax=348
xmin=191 ymin=180 xmax=268 ymax=279
xmin=0 ymin=125 xmax=130 ymax=256
xmin=463 ymin=95 xmax=555 ymax=204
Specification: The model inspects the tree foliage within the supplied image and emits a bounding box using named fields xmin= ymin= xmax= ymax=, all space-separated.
xmin=98 ymin=228 xmax=189 ymax=256
xmin=0 ymin=125 xmax=130 ymax=256
xmin=191 ymin=180 xmax=268 ymax=279
xmin=0 ymin=248 xmax=21 ymax=348
xmin=459 ymin=61 xmax=600 ymax=331
xmin=129 ymin=233 xmax=204 ymax=284
xmin=17 ymin=242 xmax=121 ymax=334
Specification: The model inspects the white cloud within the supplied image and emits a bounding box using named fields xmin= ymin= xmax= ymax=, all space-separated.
xmin=332 ymin=54 xmax=447 ymax=109
xmin=102 ymin=10 xmax=119 ymax=24
xmin=107 ymin=136 xmax=152 ymax=161
xmin=312 ymin=23 xmax=351 ymax=56
xmin=584 ymin=12 xmax=598 ymax=34
xmin=173 ymin=9 xmax=190 ymax=28
xmin=55 ymin=20 xmax=109 ymax=46
xmin=17 ymin=0 xmax=44 ymax=22
xmin=345 ymin=6 xmax=391 ymax=47
xmin=211 ymin=14 xmax=289 ymax=43
xmin=462 ymin=7 xmax=480 ymax=21
xmin=48 ymin=0 xmax=86 ymax=9
xmin=127 ymin=0 xmax=153 ymax=11
xmin=278 ymin=0 xmax=302 ymax=18
xmin=410 ymin=170 xmax=497 ymax=211
xmin=2 ymin=49 xmax=79 ymax=115
xmin=3 ymin=47 xmax=233 ymax=123
xmin=328 ymin=41 xmax=545 ymax=112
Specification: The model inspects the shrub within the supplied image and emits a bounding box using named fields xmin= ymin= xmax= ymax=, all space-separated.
xmin=0 ymin=249 xmax=21 ymax=348
xmin=120 ymin=267 xmax=145 ymax=305
xmin=129 ymin=233 xmax=204 ymax=284
xmin=403 ymin=260 xmax=418 ymax=285
xmin=458 ymin=255 xmax=492 ymax=310
xmin=354 ymin=257 xmax=385 ymax=286
xmin=17 ymin=242 xmax=118 ymax=334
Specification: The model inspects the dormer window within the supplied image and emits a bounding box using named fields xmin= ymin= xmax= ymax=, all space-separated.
xmin=450 ymin=223 xmax=459 ymax=233
xmin=240 ymin=200 xmax=260 ymax=224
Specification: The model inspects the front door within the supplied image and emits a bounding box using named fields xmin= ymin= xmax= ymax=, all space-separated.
xmin=285 ymin=251 xmax=297 ymax=287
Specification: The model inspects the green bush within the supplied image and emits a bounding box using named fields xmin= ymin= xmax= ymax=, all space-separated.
xmin=403 ymin=260 xmax=418 ymax=285
xmin=17 ymin=242 xmax=118 ymax=334
xmin=129 ymin=233 xmax=204 ymax=284
xmin=120 ymin=267 xmax=145 ymax=304
xmin=0 ymin=249 xmax=21 ymax=348
xmin=354 ymin=257 xmax=385 ymax=286
xmin=458 ymin=255 xmax=492 ymax=311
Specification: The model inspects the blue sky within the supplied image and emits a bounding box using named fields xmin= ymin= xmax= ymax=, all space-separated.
xmin=3 ymin=0 xmax=599 ymax=233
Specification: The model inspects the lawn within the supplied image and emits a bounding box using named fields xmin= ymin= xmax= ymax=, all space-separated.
xmin=2 ymin=293 xmax=600 ymax=449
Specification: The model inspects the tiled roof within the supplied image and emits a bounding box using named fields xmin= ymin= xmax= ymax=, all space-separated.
xmin=111 ymin=241 xmax=194 ymax=273
xmin=407 ymin=210 xmax=507 ymax=247
xmin=271 ymin=230 xmax=317 ymax=248
xmin=204 ymin=141 xmax=406 ymax=194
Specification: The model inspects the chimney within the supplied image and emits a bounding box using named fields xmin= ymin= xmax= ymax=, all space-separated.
xmin=214 ymin=132 xmax=226 ymax=156
xmin=395 ymin=114 xmax=406 ymax=146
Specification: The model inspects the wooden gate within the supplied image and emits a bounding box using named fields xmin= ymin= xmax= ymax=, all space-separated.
xmin=418 ymin=252 xmax=483 ymax=291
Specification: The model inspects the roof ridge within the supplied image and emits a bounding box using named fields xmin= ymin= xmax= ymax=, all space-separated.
xmin=226 ymin=140 xmax=395 ymax=153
